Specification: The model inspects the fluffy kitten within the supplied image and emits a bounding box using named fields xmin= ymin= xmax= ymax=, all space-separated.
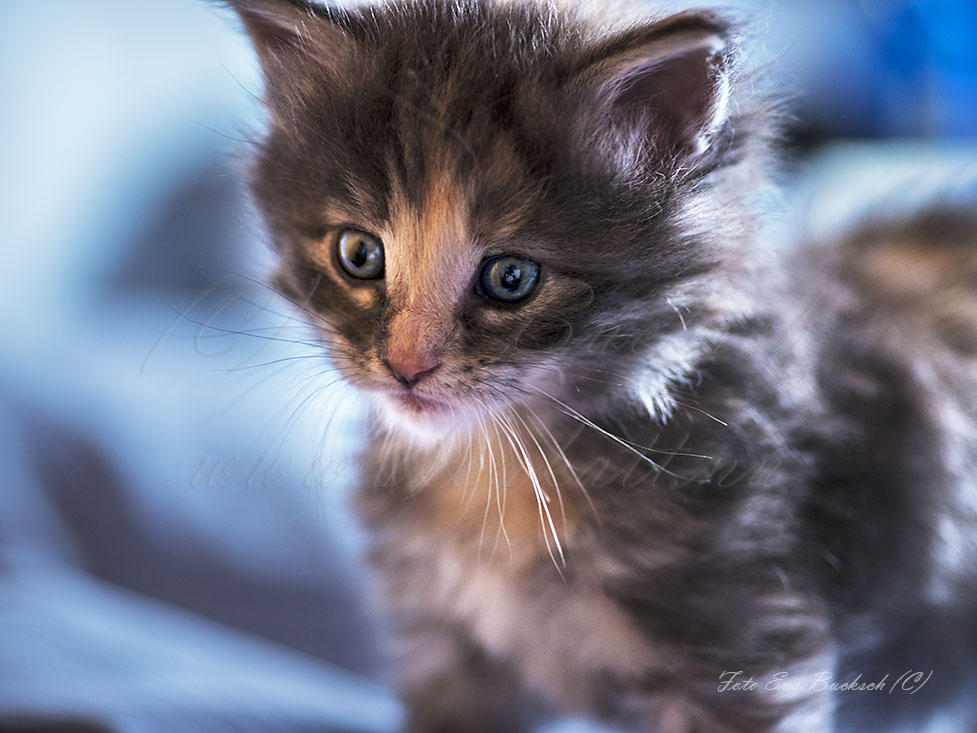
xmin=224 ymin=1 xmax=977 ymax=730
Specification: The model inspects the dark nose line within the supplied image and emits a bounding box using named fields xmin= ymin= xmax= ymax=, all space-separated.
xmin=382 ymin=358 xmax=430 ymax=390
xmin=391 ymin=369 xmax=418 ymax=389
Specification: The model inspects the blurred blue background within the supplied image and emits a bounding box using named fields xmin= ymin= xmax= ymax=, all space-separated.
xmin=0 ymin=1 xmax=975 ymax=731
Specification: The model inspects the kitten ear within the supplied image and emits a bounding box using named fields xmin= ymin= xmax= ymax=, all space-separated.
xmin=223 ymin=0 xmax=356 ymax=88
xmin=225 ymin=0 xmax=318 ymax=57
xmin=581 ymin=12 xmax=732 ymax=162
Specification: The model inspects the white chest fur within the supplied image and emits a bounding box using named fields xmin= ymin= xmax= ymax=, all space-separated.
xmin=426 ymin=540 xmax=652 ymax=710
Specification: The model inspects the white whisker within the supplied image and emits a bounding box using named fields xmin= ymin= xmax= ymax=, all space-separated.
xmin=511 ymin=409 xmax=569 ymax=539
xmin=496 ymin=412 xmax=566 ymax=576
xmin=525 ymin=406 xmax=601 ymax=527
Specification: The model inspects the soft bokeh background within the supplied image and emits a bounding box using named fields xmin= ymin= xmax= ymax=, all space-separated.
xmin=0 ymin=1 xmax=975 ymax=731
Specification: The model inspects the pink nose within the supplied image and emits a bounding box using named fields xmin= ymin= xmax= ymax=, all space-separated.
xmin=382 ymin=352 xmax=440 ymax=389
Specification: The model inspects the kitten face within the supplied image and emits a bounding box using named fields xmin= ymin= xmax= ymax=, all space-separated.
xmin=232 ymin=0 xmax=751 ymax=439
xmin=272 ymin=135 xmax=603 ymax=438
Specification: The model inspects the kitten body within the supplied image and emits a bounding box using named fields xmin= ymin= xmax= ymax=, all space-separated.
xmin=225 ymin=1 xmax=977 ymax=730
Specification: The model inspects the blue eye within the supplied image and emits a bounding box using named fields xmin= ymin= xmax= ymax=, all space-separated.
xmin=478 ymin=255 xmax=541 ymax=303
xmin=337 ymin=229 xmax=384 ymax=280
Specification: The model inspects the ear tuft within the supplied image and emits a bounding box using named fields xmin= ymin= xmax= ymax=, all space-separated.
xmin=221 ymin=0 xmax=358 ymax=116
xmin=585 ymin=12 xmax=733 ymax=162
xmin=224 ymin=0 xmax=322 ymax=61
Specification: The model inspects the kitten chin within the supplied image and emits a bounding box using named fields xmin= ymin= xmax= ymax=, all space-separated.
xmin=372 ymin=390 xmax=481 ymax=444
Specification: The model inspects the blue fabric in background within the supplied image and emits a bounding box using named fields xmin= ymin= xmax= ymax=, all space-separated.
xmin=0 ymin=1 xmax=974 ymax=731
xmin=878 ymin=0 xmax=977 ymax=136
xmin=724 ymin=0 xmax=977 ymax=140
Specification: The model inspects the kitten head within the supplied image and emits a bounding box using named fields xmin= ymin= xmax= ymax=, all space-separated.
xmin=227 ymin=0 xmax=767 ymax=439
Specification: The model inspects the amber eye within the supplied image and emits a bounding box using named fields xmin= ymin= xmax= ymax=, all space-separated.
xmin=478 ymin=255 xmax=541 ymax=303
xmin=337 ymin=230 xmax=384 ymax=280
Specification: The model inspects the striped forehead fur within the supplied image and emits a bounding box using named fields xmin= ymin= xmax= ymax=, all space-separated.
xmin=382 ymin=166 xmax=476 ymax=355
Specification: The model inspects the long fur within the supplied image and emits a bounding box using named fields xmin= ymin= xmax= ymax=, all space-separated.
xmin=226 ymin=1 xmax=977 ymax=730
